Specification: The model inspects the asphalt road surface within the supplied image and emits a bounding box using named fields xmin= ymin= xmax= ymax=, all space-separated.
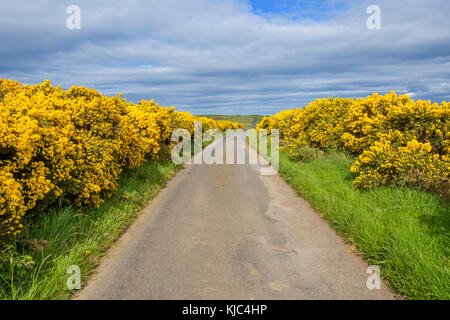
xmin=76 ymin=132 xmax=395 ymax=300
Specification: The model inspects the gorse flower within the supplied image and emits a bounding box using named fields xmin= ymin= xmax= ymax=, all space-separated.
xmin=0 ymin=78 xmax=242 ymax=239
xmin=257 ymin=92 xmax=449 ymax=196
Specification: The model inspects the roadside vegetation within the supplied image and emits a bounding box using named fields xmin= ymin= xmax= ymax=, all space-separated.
xmin=0 ymin=153 xmax=178 ymax=299
xmin=278 ymin=150 xmax=449 ymax=300
xmin=254 ymin=93 xmax=449 ymax=300
xmin=0 ymin=78 xmax=242 ymax=300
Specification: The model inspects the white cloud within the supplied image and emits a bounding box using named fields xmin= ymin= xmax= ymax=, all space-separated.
xmin=0 ymin=0 xmax=449 ymax=114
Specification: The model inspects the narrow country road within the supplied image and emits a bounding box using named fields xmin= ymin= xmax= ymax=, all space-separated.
xmin=76 ymin=132 xmax=395 ymax=300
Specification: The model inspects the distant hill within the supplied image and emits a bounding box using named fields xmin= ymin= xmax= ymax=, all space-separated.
xmin=200 ymin=115 xmax=264 ymax=130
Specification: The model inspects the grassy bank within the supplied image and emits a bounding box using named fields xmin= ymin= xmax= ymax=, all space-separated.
xmin=277 ymin=151 xmax=449 ymax=300
xmin=0 ymin=157 xmax=179 ymax=300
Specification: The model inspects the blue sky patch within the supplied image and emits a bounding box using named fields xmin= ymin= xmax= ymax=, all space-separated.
xmin=247 ymin=0 xmax=351 ymax=21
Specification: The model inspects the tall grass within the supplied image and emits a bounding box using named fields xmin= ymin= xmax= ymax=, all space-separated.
xmin=278 ymin=151 xmax=449 ymax=300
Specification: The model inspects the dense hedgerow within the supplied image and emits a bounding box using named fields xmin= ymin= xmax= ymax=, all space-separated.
xmin=257 ymin=92 xmax=449 ymax=195
xmin=0 ymin=78 xmax=242 ymax=239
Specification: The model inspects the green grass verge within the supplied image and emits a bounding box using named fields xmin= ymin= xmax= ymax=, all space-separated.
xmin=0 ymin=158 xmax=178 ymax=300
xmin=201 ymin=115 xmax=264 ymax=130
xmin=278 ymin=151 xmax=449 ymax=300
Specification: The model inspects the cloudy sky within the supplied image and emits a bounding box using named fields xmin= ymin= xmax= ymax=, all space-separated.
xmin=0 ymin=0 xmax=449 ymax=115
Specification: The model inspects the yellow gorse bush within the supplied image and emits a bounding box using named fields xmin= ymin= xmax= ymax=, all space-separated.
xmin=216 ymin=120 xmax=244 ymax=131
xmin=0 ymin=78 xmax=242 ymax=238
xmin=257 ymin=92 xmax=449 ymax=195
xmin=256 ymin=108 xmax=301 ymax=139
